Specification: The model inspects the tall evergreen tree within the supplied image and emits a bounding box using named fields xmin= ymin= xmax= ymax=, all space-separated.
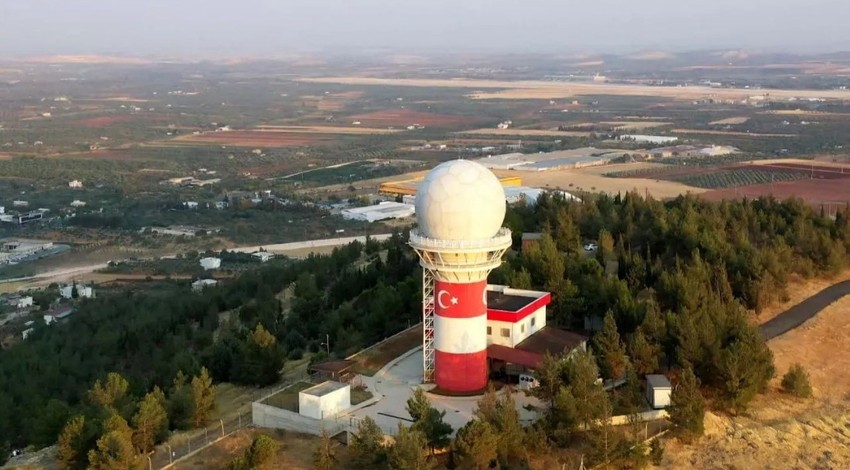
xmin=670 ymin=367 xmax=705 ymax=439
xmin=451 ymin=420 xmax=498 ymax=470
xmin=87 ymin=414 xmax=139 ymax=470
xmin=349 ymin=417 xmax=386 ymax=469
xmin=593 ymin=311 xmax=628 ymax=381
xmin=131 ymin=387 xmax=168 ymax=453
xmin=387 ymin=424 xmax=433 ymax=470
xmin=630 ymin=329 xmax=659 ymax=376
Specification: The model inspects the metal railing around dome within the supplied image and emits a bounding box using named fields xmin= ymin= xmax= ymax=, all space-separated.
xmin=408 ymin=228 xmax=512 ymax=252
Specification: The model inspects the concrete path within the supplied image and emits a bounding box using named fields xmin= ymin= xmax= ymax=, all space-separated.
xmin=760 ymin=280 xmax=850 ymax=340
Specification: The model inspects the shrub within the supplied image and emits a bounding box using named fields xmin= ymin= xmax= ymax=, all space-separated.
xmin=781 ymin=364 xmax=813 ymax=398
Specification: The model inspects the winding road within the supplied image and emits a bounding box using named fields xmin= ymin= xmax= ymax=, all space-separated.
xmin=759 ymin=280 xmax=850 ymax=340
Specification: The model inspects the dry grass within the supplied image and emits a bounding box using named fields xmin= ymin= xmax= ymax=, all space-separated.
xmin=762 ymin=109 xmax=850 ymax=117
xmin=708 ymin=116 xmax=750 ymax=125
xmin=754 ymin=270 xmax=850 ymax=325
xmin=769 ymin=296 xmax=850 ymax=400
xmin=490 ymin=166 xmax=706 ymax=199
xmin=351 ymin=324 xmax=422 ymax=376
xmin=300 ymin=77 xmax=850 ymax=101
xmin=661 ymin=396 xmax=850 ymax=470
xmin=262 ymin=382 xmax=314 ymax=412
xmin=457 ymin=128 xmax=591 ymax=137
xmin=670 ymin=128 xmax=797 ymax=137
xmin=173 ymin=428 xmax=347 ymax=470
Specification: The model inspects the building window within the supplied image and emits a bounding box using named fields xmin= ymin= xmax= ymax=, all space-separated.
xmin=521 ymin=323 xmax=526 ymax=333
xmin=531 ymin=317 xmax=536 ymax=327
xmin=500 ymin=328 xmax=510 ymax=338
xmin=487 ymin=326 xmax=492 ymax=336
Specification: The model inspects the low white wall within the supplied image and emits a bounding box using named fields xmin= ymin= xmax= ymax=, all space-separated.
xmin=252 ymin=402 xmax=345 ymax=436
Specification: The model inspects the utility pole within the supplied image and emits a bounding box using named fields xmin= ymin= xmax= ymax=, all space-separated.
xmin=321 ymin=334 xmax=330 ymax=355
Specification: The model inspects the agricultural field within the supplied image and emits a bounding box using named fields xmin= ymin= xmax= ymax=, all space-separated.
xmin=348 ymin=109 xmax=481 ymax=128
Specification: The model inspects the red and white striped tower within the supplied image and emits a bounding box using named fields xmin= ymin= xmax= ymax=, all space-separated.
xmin=410 ymin=160 xmax=511 ymax=393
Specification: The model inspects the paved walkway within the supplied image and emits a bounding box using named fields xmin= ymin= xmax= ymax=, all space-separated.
xmin=760 ymin=280 xmax=850 ymax=340
xmin=344 ymin=347 xmax=543 ymax=435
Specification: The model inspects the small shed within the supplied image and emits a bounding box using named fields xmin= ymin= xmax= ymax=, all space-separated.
xmin=298 ymin=381 xmax=351 ymax=420
xmin=309 ymin=359 xmax=356 ymax=383
xmin=646 ymin=374 xmax=672 ymax=409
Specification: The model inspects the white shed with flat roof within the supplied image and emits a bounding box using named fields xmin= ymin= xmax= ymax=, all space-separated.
xmin=646 ymin=374 xmax=672 ymax=409
xmin=298 ymin=381 xmax=351 ymax=420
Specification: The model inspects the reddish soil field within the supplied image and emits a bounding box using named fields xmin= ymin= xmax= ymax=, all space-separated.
xmin=755 ymin=162 xmax=850 ymax=179
xmin=349 ymin=109 xmax=477 ymax=128
xmin=609 ymin=163 xmax=850 ymax=182
xmin=701 ymin=179 xmax=850 ymax=205
xmin=180 ymin=131 xmax=326 ymax=147
xmin=76 ymin=114 xmax=170 ymax=127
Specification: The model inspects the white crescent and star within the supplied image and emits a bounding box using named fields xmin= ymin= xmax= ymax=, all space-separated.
xmin=437 ymin=290 xmax=459 ymax=309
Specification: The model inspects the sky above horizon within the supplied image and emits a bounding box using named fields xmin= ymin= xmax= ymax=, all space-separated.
xmin=2 ymin=0 xmax=849 ymax=58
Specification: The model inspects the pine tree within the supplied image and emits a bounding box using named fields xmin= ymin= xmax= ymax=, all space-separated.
xmin=57 ymin=415 xmax=86 ymax=470
xmin=190 ymin=368 xmax=216 ymax=427
xmin=87 ymin=414 xmax=140 ymax=470
xmin=387 ymin=424 xmax=433 ymax=470
xmin=781 ymin=363 xmax=813 ymax=398
xmin=630 ymin=329 xmax=659 ymax=376
xmin=349 ymin=416 xmax=386 ymax=469
xmin=406 ymin=388 xmax=452 ymax=453
xmin=493 ymin=392 xmax=526 ymax=467
xmin=565 ymin=349 xmax=610 ymax=429
xmin=313 ymin=429 xmax=336 ymax=470
xmin=533 ymin=351 xmax=564 ymax=407
xmin=594 ymin=311 xmax=628 ymax=381
xmin=131 ymin=387 xmax=168 ymax=453
xmin=718 ymin=329 xmax=774 ymax=412
xmin=669 ymin=367 xmax=705 ymax=439
xmin=88 ymin=373 xmax=130 ymax=412
xmin=451 ymin=420 xmax=497 ymax=470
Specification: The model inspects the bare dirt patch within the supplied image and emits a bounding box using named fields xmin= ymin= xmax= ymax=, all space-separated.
xmin=301 ymin=77 xmax=850 ymax=101
xmin=491 ymin=167 xmax=705 ymax=199
xmin=701 ymin=178 xmax=850 ymax=205
xmin=349 ymin=109 xmax=479 ymax=128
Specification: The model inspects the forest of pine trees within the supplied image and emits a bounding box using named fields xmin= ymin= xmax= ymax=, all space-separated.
xmin=0 ymin=191 xmax=847 ymax=467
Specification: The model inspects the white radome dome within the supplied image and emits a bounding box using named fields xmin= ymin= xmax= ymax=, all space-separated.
xmin=415 ymin=159 xmax=506 ymax=240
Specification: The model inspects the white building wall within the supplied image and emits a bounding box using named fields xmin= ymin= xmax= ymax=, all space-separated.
xmin=486 ymin=306 xmax=546 ymax=348
xmin=200 ymin=257 xmax=221 ymax=270
xmin=298 ymin=385 xmax=351 ymax=420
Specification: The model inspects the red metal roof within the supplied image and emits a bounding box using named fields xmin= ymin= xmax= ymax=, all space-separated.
xmin=486 ymin=344 xmax=542 ymax=369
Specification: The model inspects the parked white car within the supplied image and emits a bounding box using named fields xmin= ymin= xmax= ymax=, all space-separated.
xmin=584 ymin=242 xmax=598 ymax=252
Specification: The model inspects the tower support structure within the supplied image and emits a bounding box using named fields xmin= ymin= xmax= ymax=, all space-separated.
xmin=410 ymin=228 xmax=511 ymax=392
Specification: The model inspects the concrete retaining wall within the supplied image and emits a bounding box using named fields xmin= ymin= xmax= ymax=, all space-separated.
xmin=252 ymin=402 xmax=346 ymax=436
xmin=607 ymin=409 xmax=669 ymax=426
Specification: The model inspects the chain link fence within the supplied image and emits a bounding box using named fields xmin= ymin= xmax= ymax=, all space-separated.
xmin=147 ymin=368 xmax=311 ymax=469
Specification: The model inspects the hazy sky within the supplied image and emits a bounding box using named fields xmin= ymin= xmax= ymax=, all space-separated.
xmin=2 ymin=0 xmax=849 ymax=58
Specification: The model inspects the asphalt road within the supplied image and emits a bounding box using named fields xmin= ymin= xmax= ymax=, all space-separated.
xmin=759 ymin=280 xmax=850 ymax=340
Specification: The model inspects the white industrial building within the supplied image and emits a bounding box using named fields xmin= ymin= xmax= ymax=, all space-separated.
xmin=646 ymin=374 xmax=672 ymax=409
xmin=475 ymin=148 xmax=626 ymax=172
xmin=298 ymin=381 xmax=351 ymax=420
xmin=192 ymin=279 xmax=219 ymax=291
xmin=199 ymin=257 xmax=221 ymax=270
xmin=68 ymin=180 xmax=83 ymax=188
xmin=503 ymin=187 xmax=580 ymax=205
xmin=59 ymin=284 xmax=94 ymax=299
xmin=252 ymin=252 xmax=274 ymax=263
xmin=618 ymin=134 xmax=679 ymax=144
xmin=341 ymin=201 xmax=415 ymax=222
